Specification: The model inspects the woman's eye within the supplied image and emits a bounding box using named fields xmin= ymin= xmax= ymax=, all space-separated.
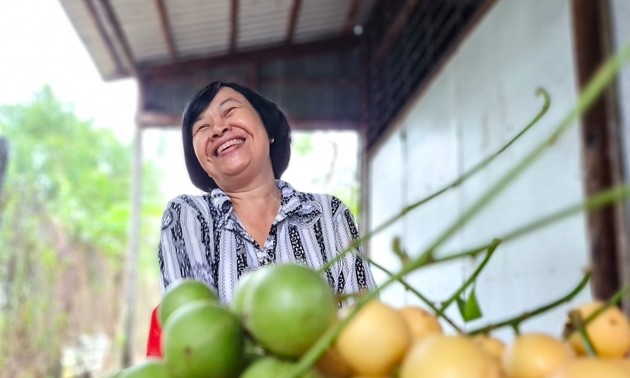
xmin=193 ymin=124 xmax=209 ymax=135
xmin=225 ymin=107 xmax=236 ymax=116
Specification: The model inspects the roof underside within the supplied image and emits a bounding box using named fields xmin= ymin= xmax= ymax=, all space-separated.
xmin=60 ymin=0 xmax=378 ymax=81
xmin=59 ymin=0 xmax=379 ymax=129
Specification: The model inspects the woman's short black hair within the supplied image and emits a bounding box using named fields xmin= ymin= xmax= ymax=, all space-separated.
xmin=181 ymin=81 xmax=292 ymax=192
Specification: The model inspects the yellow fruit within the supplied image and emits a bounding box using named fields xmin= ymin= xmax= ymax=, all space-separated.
xmin=473 ymin=334 xmax=506 ymax=361
xmin=567 ymin=301 xmax=630 ymax=358
xmin=549 ymin=357 xmax=629 ymax=378
xmin=335 ymin=300 xmax=412 ymax=376
xmin=610 ymin=358 xmax=630 ymax=374
xmin=502 ymin=333 xmax=575 ymax=378
xmin=315 ymin=346 xmax=353 ymax=378
xmin=399 ymin=334 xmax=502 ymax=378
xmin=398 ymin=305 xmax=443 ymax=340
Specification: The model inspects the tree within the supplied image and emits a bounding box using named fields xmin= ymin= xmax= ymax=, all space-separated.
xmin=0 ymin=86 xmax=163 ymax=376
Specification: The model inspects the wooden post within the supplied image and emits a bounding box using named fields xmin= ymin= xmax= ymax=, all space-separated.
xmin=0 ymin=137 xmax=8 ymax=195
xmin=571 ymin=0 xmax=625 ymax=301
xmin=121 ymin=121 xmax=143 ymax=367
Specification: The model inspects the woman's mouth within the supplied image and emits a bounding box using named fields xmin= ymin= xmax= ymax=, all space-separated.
xmin=216 ymin=138 xmax=245 ymax=155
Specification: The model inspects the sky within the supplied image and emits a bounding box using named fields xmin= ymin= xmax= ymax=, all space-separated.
xmin=0 ymin=0 xmax=360 ymax=201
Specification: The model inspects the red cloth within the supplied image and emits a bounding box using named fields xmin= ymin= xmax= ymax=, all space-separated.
xmin=146 ymin=305 xmax=163 ymax=358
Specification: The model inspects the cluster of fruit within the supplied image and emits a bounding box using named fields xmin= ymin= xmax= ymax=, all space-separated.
xmin=111 ymin=263 xmax=630 ymax=378
xmin=325 ymin=299 xmax=630 ymax=378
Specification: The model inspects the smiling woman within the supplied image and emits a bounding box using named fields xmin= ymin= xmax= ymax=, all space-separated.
xmin=157 ymin=81 xmax=376 ymax=305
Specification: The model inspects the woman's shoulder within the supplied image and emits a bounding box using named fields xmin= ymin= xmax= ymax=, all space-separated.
xmin=163 ymin=193 xmax=212 ymax=212
xmin=279 ymin=180 xmax=347 ymax=214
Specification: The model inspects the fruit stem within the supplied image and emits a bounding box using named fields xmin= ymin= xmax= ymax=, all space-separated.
xmin=366 ymin=256 xmax=464 ymax=333
xmin=467 ymin=272 xmax=591 ymax=335
xmin=569 ymin=309 xmax=599 ymax=356
xmin=438 ymin=238 xmax=501 ymax=315
xmin=316 ymin=88 xmax=551 ymax=276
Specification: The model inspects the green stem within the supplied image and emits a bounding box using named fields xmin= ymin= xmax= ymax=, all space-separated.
xmin=419 ymin=44 xmax=630 ymax=263
xmin=438 ymin=239 xmax=501 ymax=314
xmin=317 ymin=88 xmax=551 ymax=276
xmin=467 ymin=272 xmax=591 ymax=335
xmin=441 ymin=185 xmax=630 ymax=258
xmin=366 ymin=257 xmax=464 ymax=333
xmin=290 ymin=44 xmax=630 ymax=378
xmin=568 ymin=310 xmax=598 ymax=356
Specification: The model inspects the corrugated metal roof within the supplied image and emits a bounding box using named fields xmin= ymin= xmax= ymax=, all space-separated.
xmin=58 ymin=0 xmax=379 ymax=81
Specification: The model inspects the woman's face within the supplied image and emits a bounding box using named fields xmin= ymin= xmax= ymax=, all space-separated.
xmin=191 ymin=86 xmax=273 ymax=191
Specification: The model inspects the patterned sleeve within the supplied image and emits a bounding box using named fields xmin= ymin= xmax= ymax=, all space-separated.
xmin=157 ymin=196 xmax=216 ymax=295
xmin=331 ymin=197 xmax=377 ymax=298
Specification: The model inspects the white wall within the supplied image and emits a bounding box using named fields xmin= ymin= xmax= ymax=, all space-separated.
xmin=367 ymin=0 xmax=591 ymax=342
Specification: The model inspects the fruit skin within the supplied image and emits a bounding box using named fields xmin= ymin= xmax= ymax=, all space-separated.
xmin=549 ymin=357 xmax=629 ymax=378
xmin=335 ymin=300 xmax=412 ymax=376
xmin=399 ymin=334 xmax=502 ymax=378
xmin=472 ymin=334 xmax=506 ymax=361
xmin=567 ymin=301 xmax=630 ymax=358
xmin=242 ymin=263 xmax=338 ymax=359
xmin=163 ymin=300 xmax=244 ymax=378
xmin=231 ymin=268 xmax=265 ymax=317
xmin=159 ymin=279 xmax=218 ymax=325
xmin=502 ymin=333 xmax=575 ymax=378
xmin=240 ymin=356 xmax=321 ymax=378
xmin=118 ymin=360 xmax=170 ymax=378
xmin=398 ymin=305 xmax=443 ymax=340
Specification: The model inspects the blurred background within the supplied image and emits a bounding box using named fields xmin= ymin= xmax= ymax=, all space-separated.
xmin=0 ymin=0 xmax=629 ymax=377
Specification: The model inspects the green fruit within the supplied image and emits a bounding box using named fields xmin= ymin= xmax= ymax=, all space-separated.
xmin=118 ymin=359 xmax=170 ymax=378
xmin=163 ymin=301 xmax=244 ymax=378
xmin=241 ymin=356 xmax=321 ymax=378
xmin=231 ymin=269 xmax=265 ymax=317
xmin=159 ymin=279 xmax=217 ymax=325
xmin=242 ymin=263 xmax=337 ymax=358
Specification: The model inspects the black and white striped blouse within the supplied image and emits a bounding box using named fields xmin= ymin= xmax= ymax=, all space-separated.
xmin=157 ymin=180 xmax=376 ymax=304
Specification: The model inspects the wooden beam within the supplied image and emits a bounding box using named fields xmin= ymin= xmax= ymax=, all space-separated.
xmin=230 ymin=0 xmax=239 ymax=53
xmin=371 ymin=0 xmax=419 ymax=62
xmin=343 ymin=0 xmax=361 ymax=35
xmin=155 ymin=0 xmax=177 ymax=62
xmin=99 ymin=0 xmax=138 ymax=75
xmin=571 ymin=0 xmax=622 ymax=301
xmin=84 ymin=0 xmax=127 ymax=76
xmin=139 ymin=35 xmax=360 ymax=79
xmin=286 ymin=0 xmax=302 ymax=44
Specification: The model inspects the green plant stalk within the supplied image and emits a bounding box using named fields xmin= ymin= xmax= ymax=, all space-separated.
xmin=441 ymin=185 xmax=630 ymax=258
xmin=292 ymin=45 xmax=630 ymax=378
xmin=568 ymin=309 xmax=598 ymax=356
xmin=366 ymin=256 xmax=464 ymax=333
xmin=438 ymin=239 xmax=501 ymax=315
xmin=467 ymin=272 xmax=591 ymax=335
xmin=317 ymin=88 xmax=550 ymax=276
xmin=289 ymin=188 xmax=622 ymax=376
xmin=418 ymin=44 xmax=630 ymax=264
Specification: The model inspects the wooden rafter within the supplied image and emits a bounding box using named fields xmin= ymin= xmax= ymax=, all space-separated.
xmin=83 ymin=0 xmax=126 ymax=76
xmin=230 ymin=0 xmax=239 ymax=53
xmin=140 ymin=35 xmax=359 ymax=79
xmin=371 ymin=0 xmax=419 ymax=62
xmin=155 ymin=0 xmax=177 ymax=62
xmin=343 ymin=0 xmax=361 ymax=35
xmin=99 ymin=0 xmax=137 ymax=75
xmin=286 ymin=0 xmax=302 ymax=44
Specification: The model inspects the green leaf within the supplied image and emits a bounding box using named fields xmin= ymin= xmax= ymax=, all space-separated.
xmin=457 ymin=288 xmax=483 ymax=322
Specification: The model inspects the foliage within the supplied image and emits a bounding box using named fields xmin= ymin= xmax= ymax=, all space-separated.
xmin=0 ymin=86 xmax=164 ymax=375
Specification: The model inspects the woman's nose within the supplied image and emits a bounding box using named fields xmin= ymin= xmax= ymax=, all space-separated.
xmin=211 ymin=123 xmax=229 ymax=139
